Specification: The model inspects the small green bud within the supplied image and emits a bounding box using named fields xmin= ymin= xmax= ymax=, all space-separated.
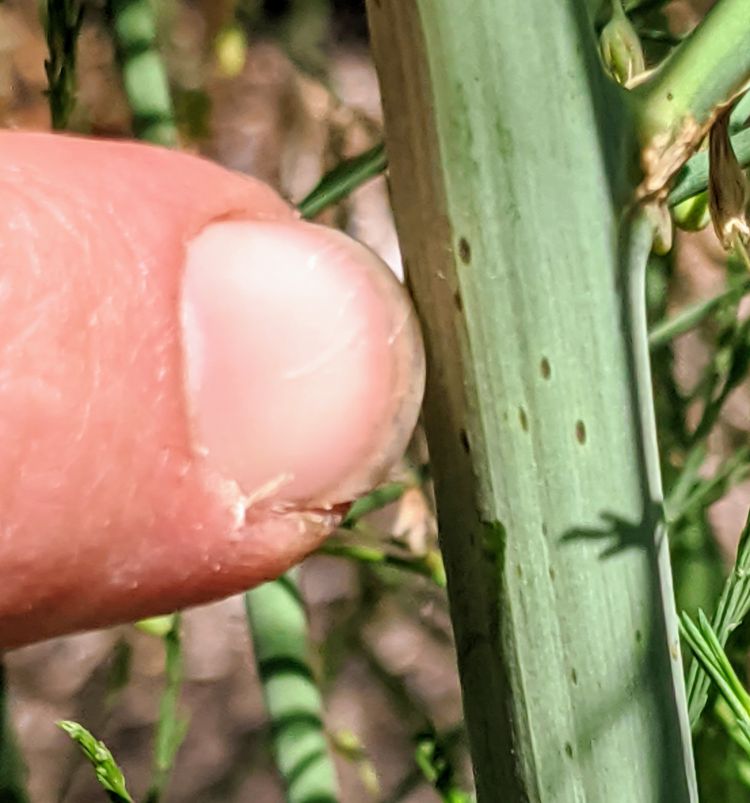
xmin=134 ymin=613 xmax=176 ymax=637
xmin=673 ymin=191 xmax=711 ymax=232
xmin=646 ymin=202 xmax=673 ymax=255
xmin=599 ymin=3 xmax=645 ymax=87
xmin=215 ymin=24 xmax=247 ymax=78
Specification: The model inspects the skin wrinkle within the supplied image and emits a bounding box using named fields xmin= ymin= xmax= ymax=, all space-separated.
xmin=3 ymin=166 xmax=99 ymax=259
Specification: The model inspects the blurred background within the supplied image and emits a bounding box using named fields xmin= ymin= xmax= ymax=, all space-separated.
xmin=1 ymin=0 xmax=749 ymax=800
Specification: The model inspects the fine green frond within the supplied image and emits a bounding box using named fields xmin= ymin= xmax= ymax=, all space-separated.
xmin=686 ymin=511 xmax=750 ymax=726
xmin=57 ymin=721 xmax=134 ymax=803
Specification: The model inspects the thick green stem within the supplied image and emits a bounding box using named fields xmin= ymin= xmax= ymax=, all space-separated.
xmin=366 ymin=1 xmax=696 ymax=800
xmin=635 ymin=0 xmax=750 ymax=197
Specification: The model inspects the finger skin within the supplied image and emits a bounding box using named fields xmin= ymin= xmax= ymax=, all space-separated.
xmin=0 ymin=133 xmax=414 ymax=647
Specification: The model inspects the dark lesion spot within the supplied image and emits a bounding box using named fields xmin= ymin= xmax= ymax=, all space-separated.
xmin=458 ymin=237 xmax=472 ymax=264
xmin=635 ymin=629 xmax=643 ymax=644
xmin=575 ymin=420 xmax=586 ymax=444
xmin=548 ymin=566 xmax=556 ymax=581
xmin=454 ymin=290 xmax=463 ymax=312
xmin=459 ymin=428 xmax=471 ymax=453
xmin=564 ymin=742 xmax=574 ymax=758
xmin=519 ymin=407 xmax=529 ymax=432
xmin=540 ymin=357 xmax=551 ymax=379
xmin=570 ymin=668 xmax=578 ymax=685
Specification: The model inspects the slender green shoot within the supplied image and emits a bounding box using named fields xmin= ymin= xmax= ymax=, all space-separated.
xmin=57 ymin=721 xmax=134 ymax=803
xmin=320 ymin=534 xmax=445 ymax=587
xmin=340 ymin=480 xmax=408 ymax=529
xmin=43 ymin=0 xmax=84 ymax=130
xmin=244 ymin=571 xmax=340 ymax=803
xmin=298 ymin=143 xmax=387 ymax=219
xmin=686 ymin=510 xmax=750 ymax=726
xmin=340 ymin=465 xmax=428 ymax=529
xmin=324 ymin=465 xmax=442 ymax=583
xmin=143 ymin=614 xmax=188 ymax=803
xmin=106 ymin=0 xmax=178 ymax=146
xmin=664 ymin=445 xmax=708 ymax=524
xmin=0 ymin=661 xmax=29 ymax=803
xmin=687 ymin=313 xmax=750 ymax=446
xmin=649 ymin=280 xmax=750 ymax=350
xmin=714 ymin=695 xmax=750 ymax=763
xmin=666 ymin=448 xmax=750 ymax=527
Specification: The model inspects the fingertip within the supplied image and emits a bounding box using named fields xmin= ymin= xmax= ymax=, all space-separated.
xmin=181 ymin=219 xmax=425 ymax=509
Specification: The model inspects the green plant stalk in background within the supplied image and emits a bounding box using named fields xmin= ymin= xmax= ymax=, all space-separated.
xmin=648 ymin=279 xmax=750 ymax=350
xmin=43 ymin=0 xmax=84 ymax=130
xmin=143 ymin=614 xmax=188 ymax=803
xmin=0 ymin=661 xmax=29 ymax=803
xmin=106 ymin=0 xmax=178 ymax=147
xmin=244 ymin=572 xmax=340 ymax=803
xmin=362 ymin=0 xmax=750 ymax=798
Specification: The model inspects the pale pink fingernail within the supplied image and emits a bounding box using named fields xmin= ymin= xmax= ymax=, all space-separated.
xmin=181 ymin=220 xmax=425 ymax=509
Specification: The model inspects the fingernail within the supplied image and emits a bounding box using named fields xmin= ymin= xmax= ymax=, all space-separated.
xmin=181 ymin=219 xmax=425 ymax=508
